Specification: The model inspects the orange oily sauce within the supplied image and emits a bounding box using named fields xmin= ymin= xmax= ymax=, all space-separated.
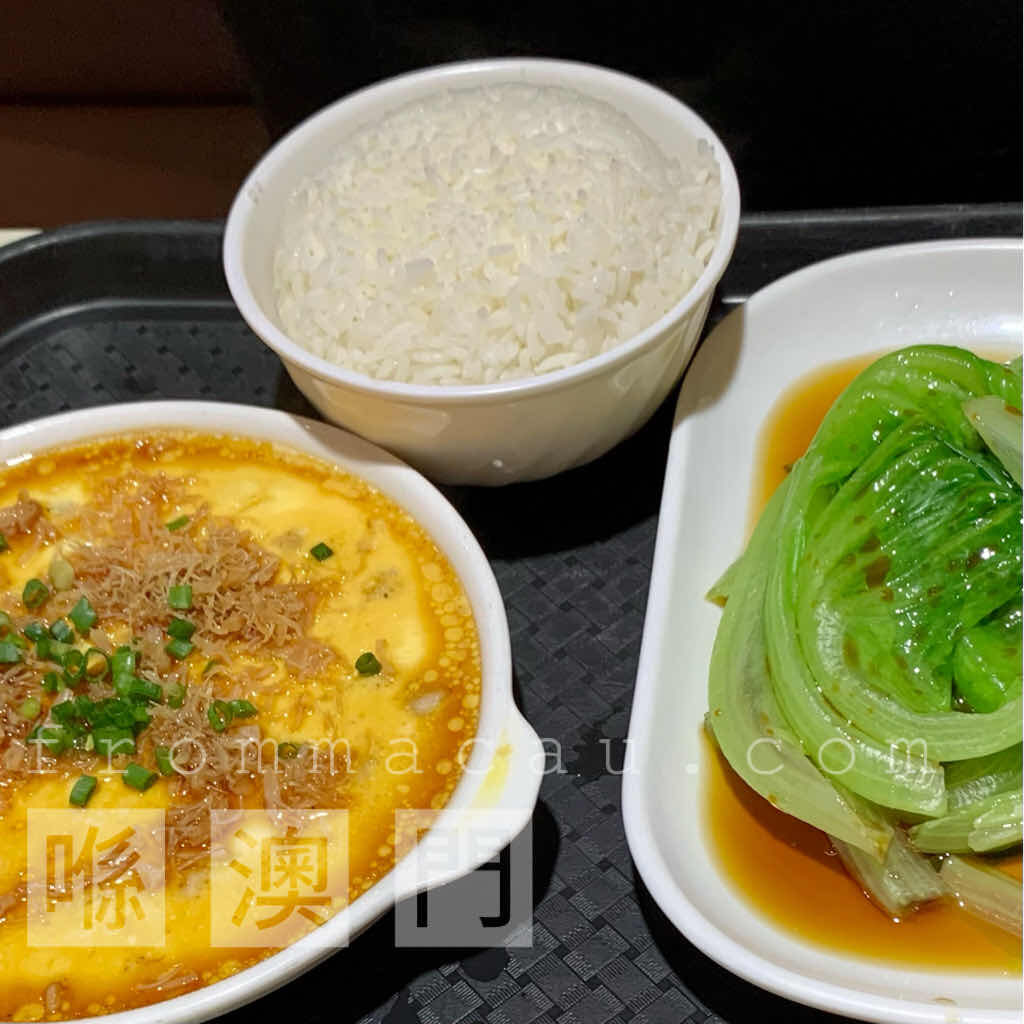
xmin=707 ymin=355 xmax=1023 ymax=971
xmin=0 ymin=433 xmax=482 ymax=1019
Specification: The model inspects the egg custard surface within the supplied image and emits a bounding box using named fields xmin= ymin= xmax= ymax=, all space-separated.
xmin=0 ymin=432 xmax=481 ymax=1019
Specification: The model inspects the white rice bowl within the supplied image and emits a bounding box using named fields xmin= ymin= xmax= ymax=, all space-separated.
xmin=273 ymin=82 xmax=722 ymax=387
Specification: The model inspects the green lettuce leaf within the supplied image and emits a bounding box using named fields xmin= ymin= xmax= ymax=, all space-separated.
xmin=707 ymin=345 xmax=1023 ymax=836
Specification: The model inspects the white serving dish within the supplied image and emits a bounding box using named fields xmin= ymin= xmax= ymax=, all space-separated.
xmin=622 ymin=238 xmax=1023 ymax=1023
xmin=223 ymin=58 xmax=740 ymax=485
xmin=0 ymin=401 xmax=543 ymax=1024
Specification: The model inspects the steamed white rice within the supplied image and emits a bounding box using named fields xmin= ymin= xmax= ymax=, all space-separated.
xmin=273 ymin=83 xmax=722 ymax=386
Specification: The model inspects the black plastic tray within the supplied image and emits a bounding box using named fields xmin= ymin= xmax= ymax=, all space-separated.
xmin=0 ymin=204 xmax=1020 ymax=1024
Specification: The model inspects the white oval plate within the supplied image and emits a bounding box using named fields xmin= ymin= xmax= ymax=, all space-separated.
xmin=622 ymin=239 xmax=1024 ymax=1024
xmin=0 ymin=402 xmax=543 ymax=1024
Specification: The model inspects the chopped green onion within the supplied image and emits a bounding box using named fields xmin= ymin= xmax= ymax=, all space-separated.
xmin=167 ymin=584 xmax=192 ymax=611
xmin=22 ymin=578 xmax=49 ymax=610
xmin=154 ymin=746 xmax=175 ymax=776
xmin=84 ymin=648 xmax=110 ymax=680
xmin=122 ymin=762 xmax=157 ymax=792
xmin=113 ymin=673 xmax=152 ymax=700
xmin=129 ymin=703 xmax=151 ymax=727
xmin=18 ymin=697 xmax=41 ymax=719
xmin=37 ymin=638 xmax=72 ymax=665
xmin=68 ymin=597 xmax=97 ymax=634
xmin=165 ymin=681 xmax=186 ymax=709
xmin=0 ymin=641 xmax=22 ymax=663
xmin=41 ymin=671 xmax=63 ymax=693
xmin=228 ymin=699 xmax=258 ymax=718
xmin=165 ymin=638 xmax=193 ymax=660
xmin=126 ymin=677 xmax=163 ymax=703
xmin=48 ymin=556 xmax=75 ymax=592
xmin=31 ymin=724 xmax=70 ymax=755
xmin=207 ymin=700 xmax=232 ymax=732
xmin=111 ymin=646 xmax=137 ymax=679
xmin=355 ymin=651 xmax=382 ymax=676
xmin=92 ymin=726 xmax=135 ymax=758
xmin=61 ymin=649 xmax=86 ymax=683
xmin=49 ymin=701 xmax=78 ymax=726
xmin=0 ymin=533 xmax=8 ymax=553
xmin=113 ymin=674 xmax=162 ymax=703
xmin=23 ymin=621 xmax=46 ymax=642
xmin=68 ymin=727 xmax=92 ymax=750
xmin=165 ymin=515 xmax=190 ymax=532
xmin=49 ymin=619 xmax=74 ymax=643
xmin=88 ymin=697 xmax=141 ymax=728
xmin=277 ymin=741 xmax=300 ymax=759
xmin=167 ymin=617 xmax=196 ymax=641
xmin=0 ymin=611 xmax=10 ymax=631
xmin=69 ymin=775 xmax=97 ymax=807
xmin=50 ymin=640 xmax=75 ymax=663
xmin=310 ymin=542 xmax=334 ymax=562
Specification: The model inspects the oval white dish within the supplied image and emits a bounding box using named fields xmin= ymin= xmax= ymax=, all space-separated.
xmin=622 ymin=238 xmax=1023 ymax=1024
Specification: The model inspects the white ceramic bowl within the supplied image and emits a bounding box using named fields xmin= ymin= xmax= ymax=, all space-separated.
xmin=0 ymin=400 xmax=544 ymax=1024
xmin=223 ymin=58 xmax=740 ymax=485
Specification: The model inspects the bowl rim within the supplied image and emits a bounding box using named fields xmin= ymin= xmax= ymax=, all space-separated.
xmin=223 ymin=57 xmax=741 ymax=405
xmin=0 ymin=399 xmax=543 ymax=1024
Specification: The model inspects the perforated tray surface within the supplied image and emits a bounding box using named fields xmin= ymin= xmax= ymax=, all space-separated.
xmin=0 ymin=205 xmax=1018 ymax=1024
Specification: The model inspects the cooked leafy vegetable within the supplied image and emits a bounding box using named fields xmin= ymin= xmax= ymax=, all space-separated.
xmin=963 ymin=395 xmax=1023 ymax=487
xmin=832 ymin=824 xmax=944 ymax=916
xmin=945 ymin=744 xmax=1023 ymax=811
xmin=706 ymin=481 xmax=892 ymax=858
xmin=909 ymin=789 xmax=1022 ymax=853
xmin=953 ymin=603 xmax=1022 ymax=712
xmin=940 ymin=855 xmax=1023 ymax=936
xmin=706 ymin=345 xmax=1022 ymax=927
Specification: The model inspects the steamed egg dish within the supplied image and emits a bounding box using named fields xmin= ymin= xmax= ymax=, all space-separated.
xmin=0 ymin=432 xmax=481 ymax=1018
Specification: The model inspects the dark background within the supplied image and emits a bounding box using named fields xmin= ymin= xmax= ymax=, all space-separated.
xmin=2 ymin=1 xmax=1019 ymax=225
xmin=220 ymin=0 xmax=1022 ymax=211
